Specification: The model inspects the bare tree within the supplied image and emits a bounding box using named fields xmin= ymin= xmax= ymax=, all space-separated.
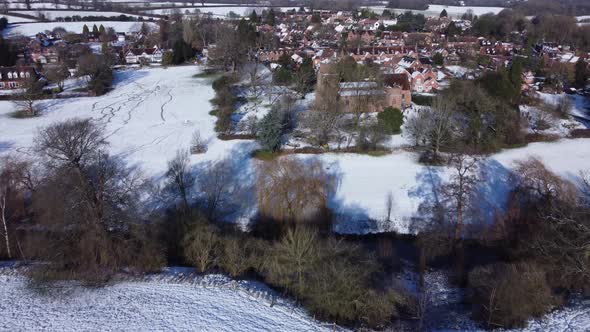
xmin=13 ymin=76 xmax=43 ymax=117
xmin=44 ymin=63 xmax=71 ymax=92
xmin=36 ymin=118 xmax=106 ymax=168
xmin=208 ymin=23 xmax=244 ymax=72
xmin=405 ymin=96 xmax=456 ymax=163
xmin=32 ymin=119 xmax=162 ymax=282
xmin=512 ymin=157 xmax=578 ymax=205
xmin=0 ymin=158 xmax=30 ymax=259
xmin=303 ymin=77 xmax=345 ymax=148
xmin=166 ymin=149 xmax=195 ymax=213
xmin=197 ymin=157 xmax=240 ymax=220
xmin=442 ymin=153 xmax=481 ymax=242
xmin=256 ymin=158 xmax=336 ymax=229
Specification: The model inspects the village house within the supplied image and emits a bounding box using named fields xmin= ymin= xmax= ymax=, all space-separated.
xmin=124 ymin=46 xmax=164 ymax=64
xmin=0 ymin=66 xmax=39 ymax=90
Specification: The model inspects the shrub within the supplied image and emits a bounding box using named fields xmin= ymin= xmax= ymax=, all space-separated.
xmin=190 ymin=129 xmax=208 ymax=154
xmin=182 ymin=221 xmax=220 ymax=273
xmin=357 ymin=123 xmax=389 ymax=151
xmin=261 ymin=228 xmax=403 ymax=328
xmin=378 ymin=107 xmax=404 ymax=134
xmin=218 ymin=235 xmax=262 ymax=278
xmin=469 ymin=262 xmax=555 ymax=328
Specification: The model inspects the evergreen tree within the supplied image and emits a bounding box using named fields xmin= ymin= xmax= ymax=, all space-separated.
xmin=509 ymin=58 xmax=523 ymax=91
xmin=249 ymin=10 xmax=259 ymax=23
xmin=433 ymin=52 xmax=444 ymax=66
xmin=378 ymin=107 xmax=404 ymax=134
xmin=0 ymin=17 xmax=8 ymax=31
xmin=440 ymin=9 xmax=448 ymax=18
xmin=0 ymin=36 xmax=17 ymax=66
xmin=82 ymin=24 xmax=89 ymax=35
xmin=171 ymin=40 xmax=193 ymax=64
xmin=266 ymin=8 xmax=276 ymax=26
xmin=92 ymin=24 xmax=99 ymax=35
xmin=257 ymin=109 xmax=286 ymax=152
xmin=99 ymin=24 xmax=105 ymax=35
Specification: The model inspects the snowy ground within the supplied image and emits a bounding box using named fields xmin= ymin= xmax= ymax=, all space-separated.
xmin=0 ymin=265 xmax=588 ymax=332
xmin=0 ymin=270 xmax=334 ymax=332
xmin=3 ymin=21 xmax=154 ymax=37
xmin=141 ymin=6 xmax=300 ymax=18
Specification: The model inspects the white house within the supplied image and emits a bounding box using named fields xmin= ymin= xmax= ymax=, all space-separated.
xmin=125 ymin=46 xmax=164 ymax=64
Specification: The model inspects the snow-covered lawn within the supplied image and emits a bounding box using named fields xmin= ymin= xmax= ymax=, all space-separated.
xmin=3 ymin=21 xmax=154 ymax=37
xmin=0 ymin=272 xmax=333 ymax=332
xmin=0 ymin=66 xmax=249 ymax=176
xmin=0 ymin=266 xmax=588 ymax=332
xmin=307 ymin=138 xmax=590 ymax=234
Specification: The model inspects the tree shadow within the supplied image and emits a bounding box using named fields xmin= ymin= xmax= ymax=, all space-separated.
xmin=112 ymin=69 xmax=150 ymax=88
xmin=319 ymin=159 xmax=376 ymax=234
xmin=407 ymin=165 xmax=444 ymax=233
xmin=0 ymin=141 xmax=14 ymax=153
xmin=473 ymin=159 xmax=513 ymax=224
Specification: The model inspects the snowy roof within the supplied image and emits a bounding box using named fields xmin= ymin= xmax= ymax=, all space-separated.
xmin=339 ymin=81 xmax=378 ymax=89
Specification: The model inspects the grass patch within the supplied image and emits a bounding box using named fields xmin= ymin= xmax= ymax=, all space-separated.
xmin=503 ymin=142 xmax=528 ymax=150
xmin=252 ymin=150 xmax=280 ymax=160
xmin=10 ymin=110 xmax=39 ymax=119
xmin=193 ymin=71 xmax=219 ymax=79
xmin=218 ymin=133 xmax=257 ymax=141
xmin=251 ymin=147 xmax=391 ymax=160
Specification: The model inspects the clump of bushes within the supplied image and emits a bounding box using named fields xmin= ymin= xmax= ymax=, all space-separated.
xmin=211 ymin=75 xmax=239 ymax=133
xmin=469 ymin=262 xmax=555 ymax=328
xmin=261 ymin=227 xmax=405 ymax=328
xmin=411 ymin=94 xmax=434 ymax=106
xmin=180 ymin=220 xmax=406 ymax=329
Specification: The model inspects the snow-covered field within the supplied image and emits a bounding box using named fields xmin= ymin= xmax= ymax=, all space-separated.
xmin=366 ymin=4 xmax=505 ymax=18
xmin=9 ymin=10 xmax=145 ymax=19
xmin=2 ymin=66 xmax=590 ymax=234
xmin=0 ymin=14 xmax=38 ymax=23
xmin=141 ymin=6 xmax=300 ymax=17
xmin=0 ymin=66 xmax=247 ymax=176
xmin=3 ymin=20 xmax=154 ymax=36
xmin=0 ymin=271 xmax=333 ymax=332
xmin=0 ymin=266 xmax=588 ymax=332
